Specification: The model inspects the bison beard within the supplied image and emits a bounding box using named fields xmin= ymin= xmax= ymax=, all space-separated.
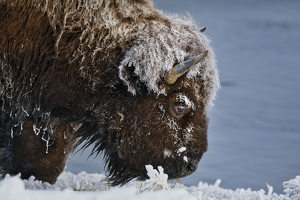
xmin=0 ymin=0 xmax=219 ymax=185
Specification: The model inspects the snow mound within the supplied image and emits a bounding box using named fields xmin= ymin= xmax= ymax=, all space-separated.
xmin=283 ymin=176 xmax=300 ymax=200
xmin=0 ymin=166 xmax=299 ymax=200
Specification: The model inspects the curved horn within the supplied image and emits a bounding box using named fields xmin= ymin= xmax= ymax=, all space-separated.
xmin=165 ymin=50 xmax=208 ymax=84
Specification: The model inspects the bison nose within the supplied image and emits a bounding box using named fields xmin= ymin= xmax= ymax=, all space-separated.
xmin=187 ymin=162 xmax=197 ymax=172
xmin=179 ymin=161 xmax=198 ymax=177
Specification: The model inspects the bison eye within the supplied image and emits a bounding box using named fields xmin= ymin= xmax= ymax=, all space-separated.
xmin=172 ymin=102 xmax=187 ymax=115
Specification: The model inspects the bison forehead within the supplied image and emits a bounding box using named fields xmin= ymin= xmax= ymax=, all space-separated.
xmin=119 ymin=14 xmax=219 ymax=108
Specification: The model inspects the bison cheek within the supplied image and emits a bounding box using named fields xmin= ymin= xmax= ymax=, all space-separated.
xmin=111 ymin=98 xmax=208 ymax=181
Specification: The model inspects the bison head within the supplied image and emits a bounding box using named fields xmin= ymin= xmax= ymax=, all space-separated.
xmin=75 ymin=16 xmax=219 ymax=185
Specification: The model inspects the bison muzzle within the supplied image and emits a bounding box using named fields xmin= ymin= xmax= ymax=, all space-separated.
xmin=0 ymin=0 xmax=220 ymax=185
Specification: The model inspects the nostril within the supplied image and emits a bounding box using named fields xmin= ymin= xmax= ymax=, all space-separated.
xmin=187 ymin=163 xmax=197 ymax=172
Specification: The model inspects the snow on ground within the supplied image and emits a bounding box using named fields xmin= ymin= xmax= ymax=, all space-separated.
xmin=1 ymin=166 xmax=299 ymax=200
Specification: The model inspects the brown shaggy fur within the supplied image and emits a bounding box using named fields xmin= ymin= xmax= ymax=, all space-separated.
xmin=0 ymin=0 xmax=219 ymax=185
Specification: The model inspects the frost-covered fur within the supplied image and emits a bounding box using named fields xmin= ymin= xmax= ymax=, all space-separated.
xmin=27 ymin=0 xmax=219 ymax=106
xmin=120 ymin=15 xmax=219 ymax=107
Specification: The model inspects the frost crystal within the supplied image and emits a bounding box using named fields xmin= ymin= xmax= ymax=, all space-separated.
xmin=139 ymin=165 xmax=169 ymax=191
xmin=163 ymin=149 xmax=172 ymax=158
xmin=177 ymin=147 xmax=186 ymax=155
xmin=283 ymin=176 xmax=300 ymax=199
xmin=183 ymin=156 xmax=188 ymax=162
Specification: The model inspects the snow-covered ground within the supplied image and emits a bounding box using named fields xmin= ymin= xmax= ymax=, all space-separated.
xmin=1 ymin=167 xmax=300 ymax=200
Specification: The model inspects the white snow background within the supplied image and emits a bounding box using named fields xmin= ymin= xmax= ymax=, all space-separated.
xmin=1 ymin=0 xmax=300 ymax=199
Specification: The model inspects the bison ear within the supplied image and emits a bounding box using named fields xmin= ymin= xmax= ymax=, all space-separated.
xmin=165 ymin=51 xmax=208 ymax=84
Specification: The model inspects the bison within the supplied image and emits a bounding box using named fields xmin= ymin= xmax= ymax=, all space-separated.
xmin=0 ymin=0 xmax=220 ymax=185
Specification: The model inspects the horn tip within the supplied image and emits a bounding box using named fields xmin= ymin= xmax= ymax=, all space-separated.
xmin=200 ymin=27 xmax=206 ymax=32
xmin=197 ymin=50 xmax=208 ymax=59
